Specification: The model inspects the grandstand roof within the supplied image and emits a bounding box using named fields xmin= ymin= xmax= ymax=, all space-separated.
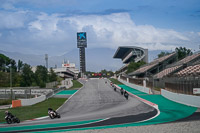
xmin=129 ymin=52 xmax=176 ymax=77
xmin=113 ymin=46 xmax=144 ymax=58
xmin=113 ymin=46 xmax=148 ymax=64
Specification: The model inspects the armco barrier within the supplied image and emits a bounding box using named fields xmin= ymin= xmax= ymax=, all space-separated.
xmin=161 ymin=89 xmax=200 ymax=108
xmin=118 ymin=78 xmax=152 ymax=94
xmin=20 ymin=95 xmax=46 ymax=106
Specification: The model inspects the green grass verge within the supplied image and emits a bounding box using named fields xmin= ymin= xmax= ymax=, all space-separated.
xmin=67 ymin=80 xmax=83 ymax=90
xmin=109 ymin=78 xmax=123 ymax=85
xmin=0 ymin=98 xmax=67 ymax=123
xmin=0 ymin=99 xmax=12 ymax=106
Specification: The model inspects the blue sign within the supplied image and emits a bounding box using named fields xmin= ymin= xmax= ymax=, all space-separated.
xmin=77 ymin=32 xmax=87 ymax=48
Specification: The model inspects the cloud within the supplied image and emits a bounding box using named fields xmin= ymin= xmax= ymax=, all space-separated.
xmin=63 ymin=13 xmax=189 ymax=49
xmin=0 ymin=11 xmax=198 ymax=55
xmin=0 ymin=11 xmax=27 ymax=29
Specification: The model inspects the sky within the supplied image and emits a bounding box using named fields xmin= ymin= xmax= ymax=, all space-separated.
xmin=0 ymin=0 xmax=200 ymax=56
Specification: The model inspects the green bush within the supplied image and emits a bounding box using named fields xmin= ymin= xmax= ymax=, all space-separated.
xmin=0 ymin=99 xmax=12 ymax=106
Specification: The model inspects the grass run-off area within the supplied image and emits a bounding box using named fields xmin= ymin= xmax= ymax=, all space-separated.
xmin=0 ymin=98 xmax=67 ymax=123
xmin=109 ymin=78 xmax=123 ymax=85
xmin=67 ymin=80 xmax=83 ymax=90
xmin=0 ymin=99 xmax=12 ymax=106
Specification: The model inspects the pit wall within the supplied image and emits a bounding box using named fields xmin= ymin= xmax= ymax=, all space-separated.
xmin=118 ymin=77 xmax=152 ymax=94
xmin=161 ymin=89 xmax=200 ymax=108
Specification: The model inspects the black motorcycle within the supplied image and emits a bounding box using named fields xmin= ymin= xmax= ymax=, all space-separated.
xmin=124 ymin=91 xmax=129 ymax=100
xmin=120 ymin=88 xmax=124 ymax=95
xmin=48 ymin=110 xmax=61 ymax=119
xmin=5 ymin=115 xmax=20 ymax=124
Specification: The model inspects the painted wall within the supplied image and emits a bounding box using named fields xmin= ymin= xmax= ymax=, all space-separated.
xmin=161 ymin=89 xmax=200 ymax=108
xmin=118 ymin=78 xmax=151 ymax=94
xmin=20 ymin=95 xmax=46 ymax=106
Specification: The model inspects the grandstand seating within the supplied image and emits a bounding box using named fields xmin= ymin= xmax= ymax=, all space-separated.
xmin=176 ymin=64 xmax=200 ymax=76
xmin=154 ymin=53 xmax=200 ymax=79
xmin=129 ymin=52 xmax=176 ymax=77
xmin=154 ymin=65 xmax=181 ymax=79
xmin=168 ymin=53 xmax=200 ymax=67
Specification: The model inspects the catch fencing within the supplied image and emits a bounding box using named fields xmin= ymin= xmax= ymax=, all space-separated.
xmin=165 ymin=76 xmax=200 ymax=95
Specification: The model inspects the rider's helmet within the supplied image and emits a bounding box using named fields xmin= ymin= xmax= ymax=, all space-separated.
xmin=5 ymin=111 xmax=9 ymax=115
xmin=48 ymin=108 xmax=52 ymax=111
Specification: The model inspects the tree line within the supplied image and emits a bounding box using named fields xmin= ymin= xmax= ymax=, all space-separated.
xmin=0 ymin=53 xmax=58 ymax=88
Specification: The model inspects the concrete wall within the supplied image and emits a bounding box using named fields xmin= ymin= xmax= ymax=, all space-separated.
xmin=161 ymin=89 xmax=200 ymax=108
xmin=20 ymin=95 xmax=46 ymax=106
xmin=59 ymin=79 xmax=73 ymax=88
xmin=118 ymin=78 xmax=152 ymax=94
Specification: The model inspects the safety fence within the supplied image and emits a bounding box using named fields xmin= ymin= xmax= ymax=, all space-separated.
xmin=120 ymin=76 xmax=153 ymax=88
xmin=119 ymin=75 xmax=200 ymax=96
xmin=165 ymin=76 xmax=200 ymax=95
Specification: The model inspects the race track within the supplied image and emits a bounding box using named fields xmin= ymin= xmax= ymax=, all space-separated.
xmin=0 ymin=79 xmax=157 ymax=132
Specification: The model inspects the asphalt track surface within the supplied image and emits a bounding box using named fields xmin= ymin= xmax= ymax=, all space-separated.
xmin=0 ymin=79 xmax=156 ymax=132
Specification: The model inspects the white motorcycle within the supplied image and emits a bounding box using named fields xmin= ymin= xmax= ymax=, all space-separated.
xmin=48 ymin=110 xmax=61 ymax=119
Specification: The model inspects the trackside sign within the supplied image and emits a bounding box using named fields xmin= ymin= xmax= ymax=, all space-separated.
xmin=193 ymin=88 xmax=200 ymax=94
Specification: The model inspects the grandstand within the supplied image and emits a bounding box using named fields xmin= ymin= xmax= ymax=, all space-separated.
xmin=113 ymin=46 xmax=148 ymax=74
xmin=128 ymin=52 xmax=177 ymax=78
xmin=175 ymin=64 xmax=200 ymax=77
xmin=154 ymin=53 xmax=200 ymax=79
xmin=114 ymin=46 xmax=200 ymax=95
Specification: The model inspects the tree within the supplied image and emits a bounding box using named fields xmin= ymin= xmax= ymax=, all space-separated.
xmin=17 ymin=60 xmax=23 ymax=72
xmin=10 ymin=59 xmax=17 ymax=72
xmin=20 ymin=64 xmax=34 ymax=87
xmin=0 ymin=53 xmax=11 ymax=72
xmin=35 ymin=65 xmax=48 ymax=87
xmin=126 ymin=61 xmax=146 ymax=74
xmin=49 ymin=68 xmax=57 ymax=82
xmin=157 ymin=51 xmax=170 ymax=58
xmin=175 ymin=47 xmax=193 ymax=60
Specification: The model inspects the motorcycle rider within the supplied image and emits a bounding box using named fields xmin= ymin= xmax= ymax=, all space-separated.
xmin=120 ymin=88 xmax=124 ymax=95
xmin=48 ymin=108 xmax=60 ymax=119
xmin=48 ymin=108 xmax=56 ymax=114
xmin=124 ymin=91 xmax=129 ymax=100
xmin=5 ymin=111 xmax=14 ymax=120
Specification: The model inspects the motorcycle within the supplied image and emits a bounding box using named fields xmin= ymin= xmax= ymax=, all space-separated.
xmin=120 ymin=88 xmax=124 ymax=95
xmin=5 ymin=115 xmax=20 ymax=124
xmin=48 ymin=110 xmax=61 ymax=119
xmin=124 ymin=92 xmax=129 ymax=100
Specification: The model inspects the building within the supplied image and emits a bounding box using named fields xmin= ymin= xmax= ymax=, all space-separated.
xmin=53 ymin=60 xmax=79 ymax=79
xmin=113 ymin=46 xmax=148 ymax=74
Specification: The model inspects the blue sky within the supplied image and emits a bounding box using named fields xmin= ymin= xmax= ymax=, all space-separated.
xmin=0 ymin=0 xmax=200 ymax=56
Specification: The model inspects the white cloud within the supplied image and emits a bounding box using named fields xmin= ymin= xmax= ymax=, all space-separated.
xmin=0 ymin=11 xmax=27 ymax=29
xmin=198 ymin=32 xmax=200 ymax=36
xmin=27 ymin=13 xmax=190 ymax=50
xmin=1 ymin=2 xmax=17 ymax=10
xmin=0 ymin=11 xmax=198 ymax=55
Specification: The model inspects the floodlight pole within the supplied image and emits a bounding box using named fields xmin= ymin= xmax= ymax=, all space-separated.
xmin=10 ymin=65 xmax=12 ymax=89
